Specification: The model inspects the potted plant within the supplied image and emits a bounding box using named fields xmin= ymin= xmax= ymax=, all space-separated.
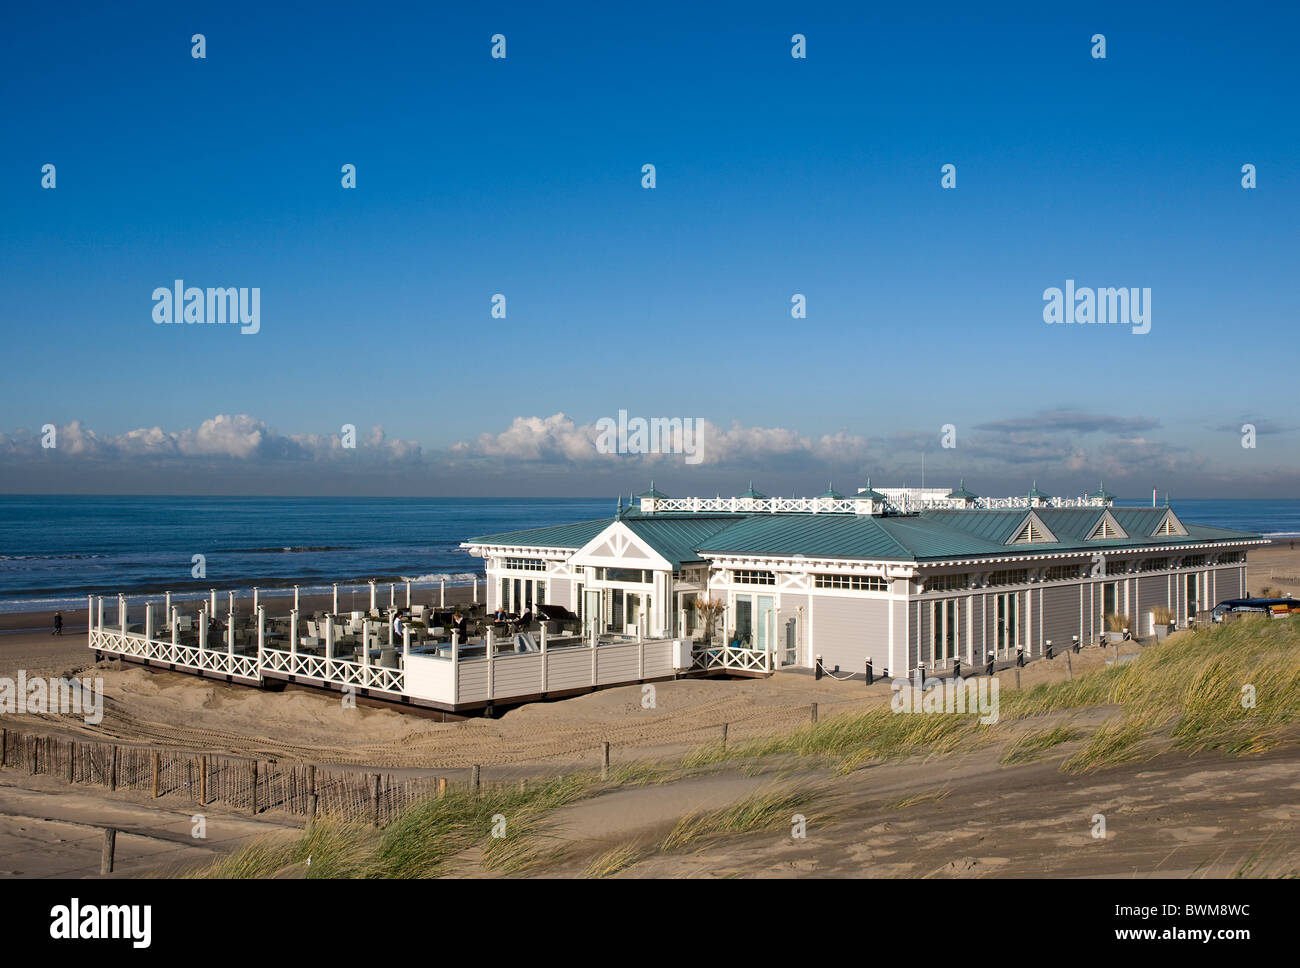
xmin=1151 ymin=606 xmax=1174 ymax=640
xmin=1104 ymin=612 xmax=1128 ymax=644
xmin=693 ymin=597 xmax=725 ymax=645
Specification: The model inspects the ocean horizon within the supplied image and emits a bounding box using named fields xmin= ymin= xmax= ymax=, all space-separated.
xmin=1 ymin=494 xmax=1296 ymax=614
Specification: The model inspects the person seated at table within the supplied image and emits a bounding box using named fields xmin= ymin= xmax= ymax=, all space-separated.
xmin=450 ymin=610 xmax=468 ymax=641
xmin=516 ymin=608 xmax=533 ymax=629
xmin=493 ymin=606 xmax=508 ymax=623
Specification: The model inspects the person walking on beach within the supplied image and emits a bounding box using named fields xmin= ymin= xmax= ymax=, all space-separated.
xmin=52 ymin=611 xmax=63 ymax=636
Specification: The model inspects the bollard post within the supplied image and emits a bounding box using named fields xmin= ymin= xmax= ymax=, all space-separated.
xmin=1014 ymin=668 xmax=1022 ymax=690
xmin=1045 ymin=639 xmax=1053 ymax=660
xmin=953 ymin=658 xmax=961 ymax=679
xmin=1072 ymin=634 xmax=1080 ymax=654
xmin=985 ymin=653 xmax=995 ymax=677
xmin=814 ymin=654 xmax=823 ymax=681
xmin=1016 ymin=648 xmax=1025 ymax=668
xmin=100 ymin=828 xmax=116 ymax=875
xmin=866 ymin=658 xmax=874 ymax=685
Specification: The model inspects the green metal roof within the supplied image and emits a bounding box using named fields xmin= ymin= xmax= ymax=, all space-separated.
xmin=621 ymin=515 xmax=740 ymax=567
xmin=468 ymin=507 xmax=1261 ymax=564
xmin=857 ymin=477 xmax=886 ymax=501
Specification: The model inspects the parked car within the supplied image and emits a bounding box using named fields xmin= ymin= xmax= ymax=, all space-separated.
xmin=1210 ymin=597 xmax=1300 ymax=622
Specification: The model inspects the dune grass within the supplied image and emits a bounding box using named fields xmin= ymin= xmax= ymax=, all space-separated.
xmin=659 ymin=787 xmax=811 ymax=852
xmin=1000 ymin=725 xmax=1082 ymax=765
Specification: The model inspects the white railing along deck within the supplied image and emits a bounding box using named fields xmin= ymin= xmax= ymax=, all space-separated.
xmin=90 ymin=628 xmax=261 ymax=680
xmin=260 ymin=647 xmax=405 ymax=694
xmin=693 ymin=643 xmax=773 ymax=673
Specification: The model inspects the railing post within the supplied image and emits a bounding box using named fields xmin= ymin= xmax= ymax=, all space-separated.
xmin=252 ymin=586 xmax=259 ymax=614
xmin=97 ymin=595 xmax=104 ymax=631
xmin=293 ymin=584 xmax=300 ymax=611
xmin=209 ymin=588 xmax=216 ymax=616
xmin=171 ymin=607 xmax=178 ymax=648
xmin=405 ymin=580 xmax=411 ymax=608
xmin=257 ymin=605 xmax=266 ymax=668
xmin=165 ymin=590 xmax=172 ymax=617
xmin=228 ymin=590 xmax=235 ymax=615
xmin=144 ymin=602 xmax=154 ymax=641
xmin=119 ymin=594 xmax=126 ymax=635
xmin=290 ymin=608 xmax=298 ymax=658
xmin=389 ymin=583 xmax=396 ymax=609
xmin=325 ymin=615 xmax=334 ymax=661
xmin=440 ymin=580 xmax=446 ymax=608
xmin=472 ymin=577 xmax=478 ymax=603
xmin=403 ymin=626 xmax=411 ymax=662
xmin=87 ymin=594 xmax=94 ymax=650
xmin=369 ymin=580 xmax=376 ymax=612
xmin=451 ymin=631 xmax=460 ymax=705
xmin=540 ymin=623 xmax=549 ymax=693
xmin=199 ymin=609 xmax=208 ymax=652
xmin=486 ymin=628 xmax=494 ymax=701
xmin=332 ymin=583 xmax=339 ymax=615
xmin=227 ymin=608 xmax=235 ymax=656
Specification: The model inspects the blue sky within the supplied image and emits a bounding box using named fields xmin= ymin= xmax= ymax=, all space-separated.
xmin=1 ymin=1 xmax=1297 ymax=497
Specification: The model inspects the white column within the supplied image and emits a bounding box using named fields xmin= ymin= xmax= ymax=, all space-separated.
xmin=228 ymin=590 xmax=235 ymax=615
xmin=403 ymin=626 xmax=411 ymax=661
xmin=389 ymin=583 xmax=395 ymax=608
xmin=540 ymin=621 xmax=549 ymax=693
xmin=473 ymin=577 xmax=478 ymax=603
xmin=369 ymin=580 xmax=376 ymax=611
xmin=97 ymin=595 xmax=104 ymax=631
xmin=253 ymin=587 xmax=259 ymax=613
xmin=332 ymin=584 xmax=339 ymax=615
xmin=257 ymin=606 xmax=265 ymax=664
xmin=293 ymin=585 xmax=300 ymax=610
xmin=145 ymin=603 xmax=154 ymax=640
xmin=87 ymin=594 xmax=95 ymax=650
xmin=405 ymin=581 xmax=411 ymax=607
xmin=165 ymin=590 xmax=172 ymax=615
xmin=440 ymin=580 xmax=446 ymax=608
xmin=325 ymin=615 xmax=334 ymax=660
xmin=209 ymin=589 xmax=217 ymax=615
xmin=119 ymin=594 xmax=126 ymax=634
xmin=198 ymin=609 xmax=208 ymax=650
xmin=290 ymin=608 xmax=298 ymax=657
xmin=227 ymin=609 xmax=235 ymax=655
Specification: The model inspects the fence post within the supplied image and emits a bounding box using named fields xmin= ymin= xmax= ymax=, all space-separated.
xmin=1 ymin=728 xmax=6 ymax=768
xmin=721 ymin=723 xmax=729 ymax=750
xmin=152 ymin=751 xmax=160 ymax=799
xmin=601 ymin=741 xmax=610 ymax=779
xmin=251 ymin=761 xmax=259 ymax=815
xmin=371 ymin=774 xmax=381 ymax=827
xmin=810 ymin=702 xmax=819 ymax=724
xmin=68 ymin=741 xmax=75 ymax=784
xmin=471 ymin=764 xmax=481 ymax=795
xmin=437 ymin=776 xmax=447 ymax=799
xmin=200 ymin=755 xmax=207 ymax=804
xmin=307 ymin=764 xmax=318 ymax=819
xmin=110 ymin=746 xmax=119 ymax=791
xmin=1065 ymin=651 xmax=1073 ymax=680
xmin=100 ymin=828 xmax=116 ymax=875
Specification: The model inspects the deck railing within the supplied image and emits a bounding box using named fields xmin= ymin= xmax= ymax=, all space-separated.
xmin=89 ymin=627 xmax=261 ymax=680
xmin=693 ymin=642 xmax=773 ymax=673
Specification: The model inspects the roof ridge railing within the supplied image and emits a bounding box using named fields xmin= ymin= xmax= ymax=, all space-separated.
xmin=640 ymin=495 xmax=1114 ymax=515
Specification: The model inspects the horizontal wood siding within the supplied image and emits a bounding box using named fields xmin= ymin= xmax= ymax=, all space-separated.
xmin=547 ymin=577 xmax=573 ymax=610
xmin=492 ymin=653 xmax=544 ymax=694
xmin=595 ymin=643 xmax=640 ymax=684
xmin=1040 ymin=584 xmax=1079 ymax=655
xmin=457 ymin=662 xmax=489 ymax=703
xmin=809 ymin=594 xmax=890 ymax=673
xmin=546 ymin=649 xmax=593 ymax=691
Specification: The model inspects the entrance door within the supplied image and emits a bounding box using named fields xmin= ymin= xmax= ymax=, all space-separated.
xmin=995 ymin=592 xmax=1019 ymax=657
xmin=783 ymin=616 xmax=797 ymax=666
xmin=734 ymin=597 xmax=753 ymax=647
xmin=756 ymin=596 xmax=775 ymax=652
xmin=1185 ymin=573 xmax=1198 ymax=622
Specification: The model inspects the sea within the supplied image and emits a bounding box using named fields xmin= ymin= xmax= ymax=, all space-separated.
xmin=0 ymin=495 xmax=1297 ymax=615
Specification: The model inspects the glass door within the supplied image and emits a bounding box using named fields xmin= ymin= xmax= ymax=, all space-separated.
xmin=783 ymin=616 xmax=797 ymax=665
xmin=756 ymin=595 xmax=775 ymax=652
xmin=995 ymin=592 xmax=1019 ymax=657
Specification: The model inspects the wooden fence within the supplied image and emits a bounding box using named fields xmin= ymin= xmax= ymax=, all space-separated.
xmin=0 ymin=726 xmax=446 ymax=825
